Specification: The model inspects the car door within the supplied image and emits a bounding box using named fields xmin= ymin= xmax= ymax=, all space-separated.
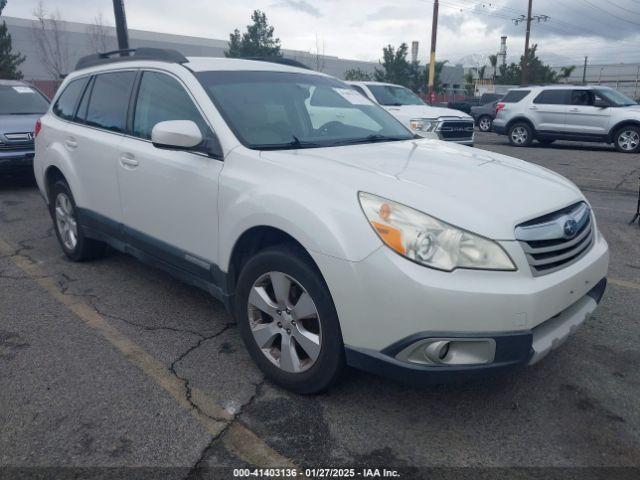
xmin=117 ymin=70 xmax=223 ymax=279
xmin=565 ymin=89 xmax=612 ymax=136
xmin=64 ymin=71 xmax=136 ymax=226
xmin=528 ymin=89 xmax=569 ymax=132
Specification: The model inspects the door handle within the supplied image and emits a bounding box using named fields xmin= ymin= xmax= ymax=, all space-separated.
xmin=120 ymin=154 xmax=139 ymax=169
xmin=569 ymin=108 xmax=579 ymax=112
xmin=529 ymin=106 xmax=538 ymax=110
xmin=65 ymin=137 xmax=78 ymax=149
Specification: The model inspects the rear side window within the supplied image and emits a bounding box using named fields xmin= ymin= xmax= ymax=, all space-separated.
xmin=52 ymin=78 xmax=89 ymax=120
xmin=533 ymin=90 xmax=569 ymax=105
xmin=502 ymin=90 xmax=530 ymax=103
xmin=85 ymin=71 xmax=136 ymax=133
xmin=351 ymin=85 xmax=369 ymax=98
xmin=132 ymin=71 xmax=210 ymax=140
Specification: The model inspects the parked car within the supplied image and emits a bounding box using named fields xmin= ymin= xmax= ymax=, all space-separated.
xmin=448 ymin=93 xmax=503 ymax=115
xmin=470 ymin=99 xmax=503 ymax=132
xmin=347 ymin=81 xmax=475 ymax=146
xmin=493 ymin=85 xmax=640 ymax=153
xmin=0 ymin=80 xmax=50 ymax=173
xmin=35 ymin=49 xmax=608 ymax=393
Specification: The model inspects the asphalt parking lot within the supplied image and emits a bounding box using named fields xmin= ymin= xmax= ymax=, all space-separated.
xmin=1 ymin=132 xmax=639 ymax=478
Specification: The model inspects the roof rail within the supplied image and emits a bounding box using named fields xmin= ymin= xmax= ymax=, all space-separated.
xmin=242 ymin=57 xmax=311 ymax=70
xmin=75 ymin=48 xmax=188 ymax=71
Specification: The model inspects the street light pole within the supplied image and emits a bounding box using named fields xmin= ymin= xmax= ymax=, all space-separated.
xmin=521 ymin=0 xmax=533 ymax=84
xmin=112 ymin=0 xmax=130 ymax=53
xmin=427 ymin=0 xmax=439 ymax=104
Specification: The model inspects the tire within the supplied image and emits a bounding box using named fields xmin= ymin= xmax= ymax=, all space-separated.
xmin=477 ymin=115 xmax=493 ymax=132
xmin=235 ymin=244 xmax=345 ymax=394
xmin=538 ymin=138 xmax=555 ymax=145
xmin=613 ymin=125 xmax=640 ymax=153
xmin=508 ymin=122 xmax=534 ymax=147
xmin=49 ymin=180 xmax=107 ymax=261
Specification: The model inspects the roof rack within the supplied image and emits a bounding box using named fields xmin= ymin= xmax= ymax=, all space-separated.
xmin=242 ymin=57 xmax=311 ymax=70
xmin=75 ymin=48 xmax=188 ymax=71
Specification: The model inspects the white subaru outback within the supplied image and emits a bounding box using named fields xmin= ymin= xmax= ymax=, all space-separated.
xmin=34 ymin=49 xmax=609 ymax=393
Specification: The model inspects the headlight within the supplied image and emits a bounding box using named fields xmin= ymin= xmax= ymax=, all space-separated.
xmin=410 ymin=118 xmax=439 ymax=132
xmin=359 ymin=193 xmax=516 ymax=272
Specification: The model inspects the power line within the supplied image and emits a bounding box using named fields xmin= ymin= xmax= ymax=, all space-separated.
xmin=607 ymin=0 xmax=640 ymax=15
xmin=580 ymin=0 xmax=640 ymax=26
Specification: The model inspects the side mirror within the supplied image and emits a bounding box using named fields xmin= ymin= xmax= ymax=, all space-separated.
xmin=151 ymin=120 xmax=203 ymax=150
xmin=594 ymin=99 xmax=609 ymax=109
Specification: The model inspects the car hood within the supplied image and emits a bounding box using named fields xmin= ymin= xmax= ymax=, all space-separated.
xmin=382 ymin=104 xmax=472 ymax=121
xmin=0 ymin=114 xmax=41 ymax=137
xmin=261 ymin=139 xmax=583 ymax=240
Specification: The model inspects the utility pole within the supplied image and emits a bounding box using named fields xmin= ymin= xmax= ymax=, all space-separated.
xmin=582 ymin=56 xmax=588 ymax=84
xmin=427 ymin=0 xmax=439 ymax=104
xmin=112 ymin=0 xmax=130 ymax=53
xmin=521 ymin=0 xmax=533 ymax=84
xmin=513 ymin=2 xmax=548 ymax=85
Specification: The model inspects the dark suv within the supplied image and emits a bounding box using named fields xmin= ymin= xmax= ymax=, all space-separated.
xmin=0 ymin=80 xmax=50 ymax=173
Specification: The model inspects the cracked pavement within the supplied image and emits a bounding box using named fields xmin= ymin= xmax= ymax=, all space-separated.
xmin=1 ymin=133 xmax=640 ymax=478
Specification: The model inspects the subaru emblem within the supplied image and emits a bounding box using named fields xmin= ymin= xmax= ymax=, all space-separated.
xmin=563 ymin=219 xmax=578 ymax=238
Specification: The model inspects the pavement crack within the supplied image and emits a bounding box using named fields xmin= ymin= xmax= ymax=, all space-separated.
xmin=170 ymin=323 xmax=235 ymax=422
xmin=615 ymin=168 xmax=640 ymax=191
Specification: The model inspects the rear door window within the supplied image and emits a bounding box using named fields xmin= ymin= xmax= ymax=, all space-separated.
xmin=85 ymin=71 xmax=136 ymax=133
xmin=571 ymin=90 xmax=595 ymax=106
xmin=502 ymin=90 xmax=530 ymax=103
xmin=52 ymin=78 xmax=89 ymax=120
xmin=533 ymin=90 xmax=570 ymax=105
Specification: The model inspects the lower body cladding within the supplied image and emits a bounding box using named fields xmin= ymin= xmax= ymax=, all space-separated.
xmin=0 ymin=150 xmax=35 ymax=173
xmin=312 ymin=233 xmax=609 ymax=384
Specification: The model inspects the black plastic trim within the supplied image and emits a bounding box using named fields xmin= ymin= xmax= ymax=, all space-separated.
xmin=586 ymin=277 xmax=607 ymax=304
xmin=76 ymin=208 xmax=233 ymax=311
xmin=75 ymin=48 xmax=188 ymax=71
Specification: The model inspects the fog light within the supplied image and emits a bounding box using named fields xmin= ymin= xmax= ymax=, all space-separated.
xmin=396 ymin=338 xmax=496 ymax=366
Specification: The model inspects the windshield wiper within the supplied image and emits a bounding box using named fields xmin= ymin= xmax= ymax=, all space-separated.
xmin=250 ymin=135 xmax=326 ymax=151
xmin=333 ymin=134 xmax=410 ymax=146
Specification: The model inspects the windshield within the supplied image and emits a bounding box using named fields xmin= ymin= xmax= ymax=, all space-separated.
xmin=367 ymin=84 xmax=425 ymax=106
xmin=595 ymin=88 xmax=637 ymax=107
xmin=0 ymin=85 xmax=50 ymax=115
xmin=196 ymin=71 xmax=413 ymax=150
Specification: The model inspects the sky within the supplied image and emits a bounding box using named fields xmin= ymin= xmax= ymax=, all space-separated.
xmin=4 ymin=0 xmax=640 ymax=66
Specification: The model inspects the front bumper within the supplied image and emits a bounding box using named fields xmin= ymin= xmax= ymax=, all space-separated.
xmin=0 ymin=150 xmax=35 ymax=172
xmin=312 ymin=228 xmax=608 ymax=383
xmin=345 ymin=278 xmax=606 ymax=384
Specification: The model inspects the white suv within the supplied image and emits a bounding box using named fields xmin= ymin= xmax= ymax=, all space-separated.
xmin=34 ymin=49 xmax=609 ymax=393
xmin=493 ymin=85 xmax=640 ymax=153
xmin=347 ymin=81 xmax=475 ymax=146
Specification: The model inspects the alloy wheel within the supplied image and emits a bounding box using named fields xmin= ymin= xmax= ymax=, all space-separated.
xmin=617 ymin=130 xmax=639 ymax=151
xmin=479 ymin=117 xmax=492 ymax=132
xmin=54 ymin=192 xmax=78 ymax=251
xmin=247 ymin=271 xmax=322 ymax=373
xmin=511 ymin=126 xmax=528 ymax=145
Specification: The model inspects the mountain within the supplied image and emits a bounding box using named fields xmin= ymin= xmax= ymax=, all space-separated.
xmin=454 ymin=52 xmax=578 ymax=68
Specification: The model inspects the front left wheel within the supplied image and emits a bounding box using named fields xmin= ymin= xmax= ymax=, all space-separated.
xmin=614 ymin=126 xmax=640 ymax=153
xmin=235 ymin=245 xmax=345 ymax=394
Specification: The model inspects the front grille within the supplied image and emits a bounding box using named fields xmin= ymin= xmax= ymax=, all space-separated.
xmin=438 ymin=120 xmax=474 ymax=141
xmin=515 ymin=202 xmax=594 ymax=276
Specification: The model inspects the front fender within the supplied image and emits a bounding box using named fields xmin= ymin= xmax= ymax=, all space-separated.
xmin=217 ymin=152 xmax=382 ymax=271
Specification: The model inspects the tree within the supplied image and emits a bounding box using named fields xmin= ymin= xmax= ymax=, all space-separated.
xmin=86 ymin=13 xmax=115 ymax=54
xmin=497 ymin=44 xmax=557 ymax=85
xmin=488 ymin=54 xmax=498 ymax=81
xmin=0 ymin=0 xmax=25 ymax=79
xmin=464 ymin=70 xmax=475 ymax=96
xmin=374 ymin=43 xmax=412 ymax=87
xmin=344 ymin=68 xmax=372 ymax=81
xmin=478 ymin=65 xmax=487 ymax=81
xmin=559 ymin=65 xmax=576 ymax=83
xmin=225 ymin=10 xmax=282 ymax=58
xmin=31 ymin=2 xmax=70 ymax=79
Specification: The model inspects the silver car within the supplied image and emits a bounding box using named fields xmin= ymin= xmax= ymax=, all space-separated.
xmin=492 ymin=85 xmax=640 ymax=153
xmin=0 ymin=80 xmax=50 ymax=173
